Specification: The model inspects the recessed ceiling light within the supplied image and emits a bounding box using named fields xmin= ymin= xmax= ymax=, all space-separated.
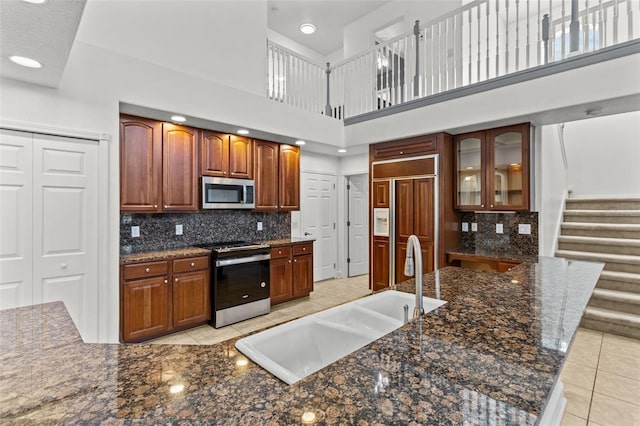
xmin=171 ymin=115 xmax=186 ymax=122
xmin=9 ymin=55 xmax=42 ymax=68
xmin=237 ymin=129 xmax=250 ymax=135
xmin=299 ymin=23 xmax=316 ymax=35
xmin=22 ymin=0 xmax=47 ymax=4
xmin=295 ymin=140 xmax=306 ymax=146
xmin=337 ymin=149 xmax=347 ymax=153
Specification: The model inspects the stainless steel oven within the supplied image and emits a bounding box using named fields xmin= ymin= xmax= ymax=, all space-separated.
xmin=200 ymin=242 xmax=270 ymax=328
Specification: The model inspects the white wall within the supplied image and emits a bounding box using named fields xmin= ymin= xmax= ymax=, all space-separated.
xmin=343 ymin=0 xmax=462 ymax=58
xmin=267 ymin=29 xmax=326 ymax=65
xmin=537 ymin=125 xmax=568 ymax=256
xmin=76 ymin=0 xmax=269 ymax=97
xmin=564 ymin=111 xmax=640 ymax=197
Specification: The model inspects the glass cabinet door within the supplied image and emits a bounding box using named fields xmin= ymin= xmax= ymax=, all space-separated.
xmin=487 ymin=124 xmax=530 ymax=211
xmin=455 ymin=132 xmax=485 ymax=209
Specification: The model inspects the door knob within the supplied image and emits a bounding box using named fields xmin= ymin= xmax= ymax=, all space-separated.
xmin=60 ymin=263 xmax=67 ymax=269
xmin=304 ymin=232 xmax=312 ymax=236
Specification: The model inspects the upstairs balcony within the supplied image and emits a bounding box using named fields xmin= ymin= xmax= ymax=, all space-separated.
xmin=267 ymin=0 xmax=640 ymax=124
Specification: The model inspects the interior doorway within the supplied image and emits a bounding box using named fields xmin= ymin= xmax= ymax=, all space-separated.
xmin=347 ymin=174 xmax=369 ymax=277
xmin=300 ymin=172 xmax=337 ymax=281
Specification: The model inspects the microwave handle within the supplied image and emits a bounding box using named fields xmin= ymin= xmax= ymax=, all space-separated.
xmin=242 ymin=184 xmax=246 ymax=204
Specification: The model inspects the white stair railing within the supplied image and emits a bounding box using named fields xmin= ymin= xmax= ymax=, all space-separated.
xmin=268 ymin=0 xmax=639 ymax=120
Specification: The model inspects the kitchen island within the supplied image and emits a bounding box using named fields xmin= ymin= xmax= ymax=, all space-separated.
xmin=0 ymin=256 xmax=602 ymax=424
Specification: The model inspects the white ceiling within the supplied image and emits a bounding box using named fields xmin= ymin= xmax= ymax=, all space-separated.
xmin=268 ymin=0 xmax=389 ymax=56
xmin=0 ymin=0 xmax=85 ymax=88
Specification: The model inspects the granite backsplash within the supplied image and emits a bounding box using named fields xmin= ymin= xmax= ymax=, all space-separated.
xmin=120 ymin=210 xmax=291 ymax=254
xmin=459 ymin=211 xmax=538 ymax=255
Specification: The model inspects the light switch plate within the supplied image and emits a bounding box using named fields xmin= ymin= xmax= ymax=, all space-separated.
xmin=471 ymin=223 xmax=478 ymax=232
xmin=496 ymin=223 xmax=504 ymax=234
xmin=175 ymin=224 xmax=183 ymax=235
xmin=131 ymin=226 xmax=140 ymax=238
xmin=257 ymin=222 xmax=263 ymax=231
xmin=461 ymin=222 xmax=469 ymax=232
xmin=518 ymin=224 xmax=531 ymax=234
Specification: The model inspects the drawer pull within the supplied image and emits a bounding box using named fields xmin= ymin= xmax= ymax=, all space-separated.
xmin=302 ymin=247 xmax=306 ymax=251
xmin=242 ymin=294 xmax=249 ymax=299
xmin=153 ymin=204 xmax=158 ymax=208
xmin=191 ymin=262 xmax=195 ymax=267
xmin=278 ymin=250 xmax=282 ymax=254
xmin=174 ymin=278 xmax=179 ymax=282
xmin=145 ymin=268 xmax=150 ymax=273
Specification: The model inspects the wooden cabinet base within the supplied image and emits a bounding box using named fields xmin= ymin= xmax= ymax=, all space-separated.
xmin=120 ymin=255 xmax=210 ymax=342
xmin=270 ymin=242 xmax=314 ymax=305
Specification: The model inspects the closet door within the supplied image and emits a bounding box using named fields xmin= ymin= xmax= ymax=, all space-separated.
xmin=0 ymin=129 xmax=33 ymax=309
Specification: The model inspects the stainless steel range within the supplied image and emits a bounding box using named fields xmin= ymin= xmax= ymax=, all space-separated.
xmin=199 ymin=241 xmax=271 ymax=328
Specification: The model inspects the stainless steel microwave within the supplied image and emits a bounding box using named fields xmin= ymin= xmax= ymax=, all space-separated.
xmin=202 ymin=177 xmax=255 ymax=209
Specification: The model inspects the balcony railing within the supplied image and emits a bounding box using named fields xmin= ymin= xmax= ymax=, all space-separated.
xmin=267 ymin=0 xmax=639 ymax=120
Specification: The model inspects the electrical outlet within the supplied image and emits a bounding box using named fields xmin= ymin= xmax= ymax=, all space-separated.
xmin=461 ymin=222 xmax=469 ymax=232
xmin=257 ymin=222 xmax=263 ymax=231
xmin=131 ymin=226 xmax=140 ymax=238
xmin=518 ymin=224 xmax=531 ymax=235
xmin=471 ymin=222 xmax=478 ymax=232
xmin=175 ymin=224 xmax=183 ymax=235
xmin=496 ymin=223 xmax=504 ymax=234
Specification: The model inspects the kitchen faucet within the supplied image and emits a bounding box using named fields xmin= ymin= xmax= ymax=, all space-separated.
xmin=404 ymin=235 xmax=424 ymax=320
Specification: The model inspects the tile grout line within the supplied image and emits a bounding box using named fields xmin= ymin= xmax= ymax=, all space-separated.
xmin=585 ymin=334 xmax=604 ymax=424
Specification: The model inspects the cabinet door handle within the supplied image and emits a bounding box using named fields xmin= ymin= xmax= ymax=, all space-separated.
xmin=278 ymin=250 xmax=282 ymax=254
xmin=191 ymin=262 xmax=195 ymax=267
xmin=288 ymin=259 xmax=292 ymax=263
xmin=145 ymin=268 xmax=150 ymax=273
xmin=294 ymin=259 xmax=297 ymax=263
xmin=302 ymin=247 xmax=306 ymax=251
xmin=164 ymin=205 xmax=168 ymax=209
xmin=399 ymin=151 xmax=404 ymax=154
xmin=164 ymin=279 xmax=168 ymax=284
xmin=481 ymin=204 xmax=485 ymax=208
xmin=153 ymin=204 xmax=158 ymax=208
xmin=490 ymin=204 xmax=494 ymax=208
xmin=174 ymin=278 xmax=179 ymax=282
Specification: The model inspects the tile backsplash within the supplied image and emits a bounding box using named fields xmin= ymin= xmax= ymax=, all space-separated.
xmin=459 ymin=211 xmax=538 ymax=255
xmin=120 ymin=210 xmax=291 ymax=254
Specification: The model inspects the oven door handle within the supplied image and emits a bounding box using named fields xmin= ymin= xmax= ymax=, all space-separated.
xmin=216 ymin=253 xmax=271 ymax=267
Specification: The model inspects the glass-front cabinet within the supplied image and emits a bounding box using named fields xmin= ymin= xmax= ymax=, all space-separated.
xmin=455 ymin=123 xmax=530 ymax=211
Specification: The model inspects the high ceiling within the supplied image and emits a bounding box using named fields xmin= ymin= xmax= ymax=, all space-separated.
xmin=0 ymin=0 xmax=390 ymax=88
xmin=268 ymin=0 xmax=389 ymax=56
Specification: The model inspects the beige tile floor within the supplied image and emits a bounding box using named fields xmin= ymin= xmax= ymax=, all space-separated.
xmin=560 ymin=328 xmax=640 ymax=426
xmin=151 ymin=276 xmax=640 ymax=424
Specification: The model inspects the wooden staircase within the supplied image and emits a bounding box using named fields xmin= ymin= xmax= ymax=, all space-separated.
xmin=556 ymin=198 xmax=640 ymax=339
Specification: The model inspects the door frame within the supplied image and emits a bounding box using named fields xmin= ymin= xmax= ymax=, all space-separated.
xmin=0 ymin=119 xmax=110 ymax=342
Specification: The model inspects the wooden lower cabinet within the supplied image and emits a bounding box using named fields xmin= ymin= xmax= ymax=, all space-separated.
xmin=122 ymin=275 xmax=170 ymax=342
xmin=172 ymin=269 xmax=210 ymax=329
xmin=120 ymin=255 xmax=210 ymax=342
xmin=372 ymin=237 xmax=389 ymax=291
xmin=270 ymin=242 xmax=313 ymax=305
xmin=446 ymin=252 xmax=521 ymax=273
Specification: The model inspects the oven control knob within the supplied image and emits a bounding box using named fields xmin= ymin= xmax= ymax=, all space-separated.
xmin=260 ymin=282 xmax=266 ymax=288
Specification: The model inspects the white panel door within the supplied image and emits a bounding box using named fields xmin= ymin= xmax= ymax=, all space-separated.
xmin=32 ymin=134 xmax=99 ymax=341
xmin=301 ymin=172 xmax=337 ymax=282
xmin=0 ymin=129 xmax=34 ymax=309
xmin=347 ymin=174 xmax=369 ymax=277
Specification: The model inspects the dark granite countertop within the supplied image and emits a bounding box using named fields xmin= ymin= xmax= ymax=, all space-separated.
xmin=0 ymin=257 xmax=603 ymax=424
xmin=263 ymin=237 xmax=316 ymax=247
xmin=119 ymin=247 xmax=211 ymax=265
xmin=447 ymin=247 xmax=538 ymax=263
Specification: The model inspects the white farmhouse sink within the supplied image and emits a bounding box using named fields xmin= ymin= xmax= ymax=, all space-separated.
xmin=235 ymin=290 xmax=446 ymax=384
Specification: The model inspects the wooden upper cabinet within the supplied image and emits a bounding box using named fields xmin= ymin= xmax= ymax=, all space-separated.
xmin=200 ymin=132 xmax=253 ymax=179
xmin=254 ymin=140 xmax=279 ymax=211
xmin=162 ymin=123 xmax=199 ymax=212
xmin=279 ymin=144 xmax=300 ymax=211
xmin=370 ymin=134 xmax=439 ymax=160
xmin=254 ymin=141 xmax=300 ymax=212
xmin=372 ymin=181 xmax=389 ymax=208
xmin=487 ymin=123 xmax=530 ymax=211
xmin=200 ymin=130 xmax=229 ymax=177
xmin=120 ymin=115 xmax=162 ymax=213
xmin=455 ymin=123 xmax=530 ymax=211
xmin=228 ymin=135 xmax=253 ymax=179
